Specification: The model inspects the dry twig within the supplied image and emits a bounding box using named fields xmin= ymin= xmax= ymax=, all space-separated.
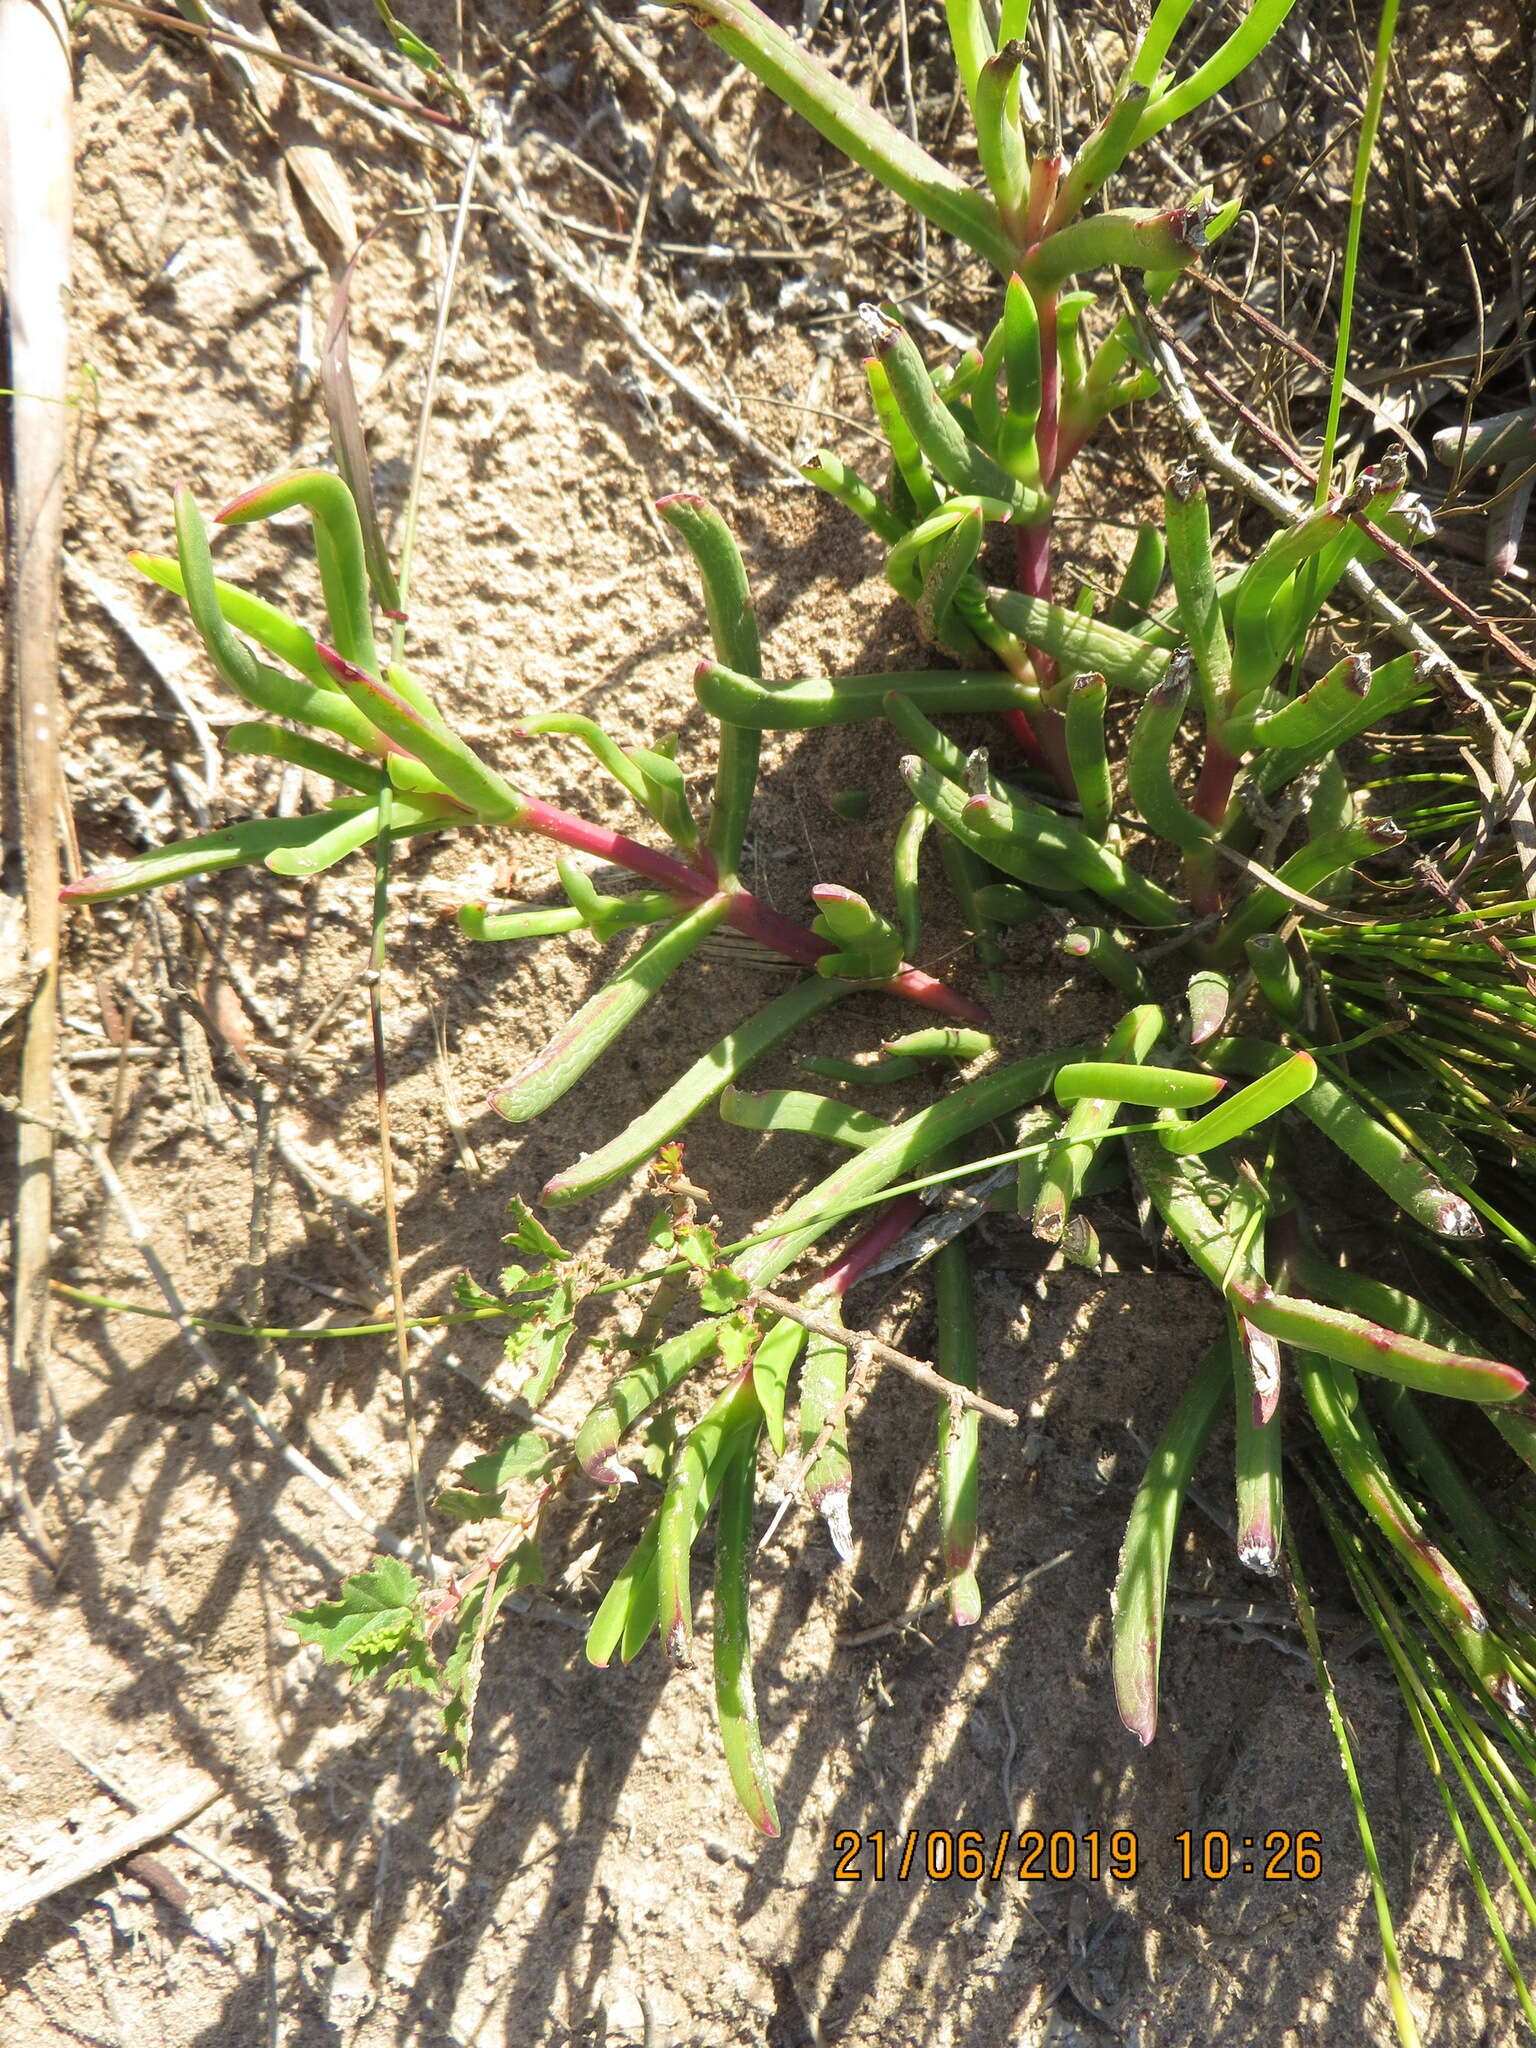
xmin=0 ymin=1776 xmax=224 ymax=1923
xmin=1 ymin=0 xmax=73 ymax=1565
xmin=754 ymin=1287 xmax=1019 ymax=1426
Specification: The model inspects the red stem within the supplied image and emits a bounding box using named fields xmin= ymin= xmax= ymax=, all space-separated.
xmin=1185 ymin=741 xmax=1242 ymax=918
xmin=1005 ymin=285 xmax=1078 ymax=797
xmin=1190 ymin=742 xmax=1241 ymax=831
xmin=514 ymin=796 xmax=987 ymax=1025
xmin=816 ymin=1195 xmax=928 ymax=1300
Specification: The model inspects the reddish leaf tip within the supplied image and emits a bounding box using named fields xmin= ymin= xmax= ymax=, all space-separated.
xmin=315 ymin=640 xmax=371 ymax=686
xmin=213 ymin=486 xmax=260 ymax=525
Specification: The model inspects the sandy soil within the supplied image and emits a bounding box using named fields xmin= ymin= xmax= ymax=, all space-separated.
xmin=3 ymin=2 xmax=1535 ymax=2043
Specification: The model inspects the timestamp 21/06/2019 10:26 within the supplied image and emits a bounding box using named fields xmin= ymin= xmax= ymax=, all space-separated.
xmin=830 ymin=1829 xmax=1324 ymax=1886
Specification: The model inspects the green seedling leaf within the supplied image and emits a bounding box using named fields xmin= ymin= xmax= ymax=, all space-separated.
xmin=1131 ymin=0 xmax=1302 ymax=146
xmin=944 ymin=0 xmax=995 ymax=99
xmin=1061 ymin=925 xmax=1150 ymax=999
xmin=900 ymin=752 xmax=1184 ymax=927
xmin=676 ymin=1222 xmax=725 ymax=1274
xmin=62 ymin=798 xmax=452 ymax=902
xmin=892 ymin=800 xmax=932 ymax=953
xmin=505 ymin=1198 xmax=570 ymax=1264
xmin=1208 ymin=1041 xmax=1483 ymax=1238
xmin=1126 ymin=653 xmax=1211 ymax=849
xmin=291 ymin=1557 xmax=436 ymax=1689
xmin=916 ymin=505 xmax=988 ymax=656
xmin=1065 ymin=672 xmax=1112 ymax=840
xmin=798 ymin=1317 xmax=852 ymax=1557
xmin=577 ymin=1044 xmax=1080 ymax=1486
xmin=657 ymin=1366 xmax=763 ymax=1665
xmin=223 ymin=721 xmax=386 ymax=795
xmin=658 ymin=494 xmax=760 ymax=882
xmin=1024 ymin=203 xmax=1208 ymax=290
xmin=1256 ymin=653 xmax=1430 ymax=797
xmin=1000 ymin=274 xmax=1042 ymax=457
xmin=810 ymin=885 xmax=906 ymax=978
xmin=574 ymin=1318 xmax=731 ymax=1487
xmin=701 ymin=1268 xmax=752 ymax=1314
xmin=1163 ymin=465 xmax=1233 ymax=735
xmin=972 ymin=41 xmax=1030 ymax=236
xmin=976 ymin=882 xmax=1041 ymax=924
xmin=1106 ymin=523 xmax=1167 ymax=629
xmin=1035 ymin=1005 xmax=1166 ymax=1244
xmin=1297 ymin=1350 xmax=1512 ymax=1701
xmin=1251 ymin=652 xmax=1372 ymax=751
xmin=134 ymin=550 xmax=340 ymax=695
xmin=587 ymin=1510 xmax=664 ymax=1667
xmin=868 ymin=308 xmax=1044 ymax=514
xmin=717 ymin=1313 xmax=757 ymax=1373
xmin=263 ymin=800 xmax=386 ymax=878
xmin=886 ymin=500 xmax=1008 ymax=606
xmin=541 ymin=979 xmax=848 ymax=1205
xmin=867 ymin=354 xmax=941 ymax=518
xmin=986 ymin=587 xmax=1170 ymax=691
xmin=1245 ymin=933 xmax=1306 ymax=1023
xmin=557 ymin=857 xmax=607 ymax=931
xmin=802 ymin=1053 xmax=922 ymax=1086
xmin=439 ymin=1556 xmax=531 ymax=1773
xmin=1053 ymin=79 xmax=1151 ymax=220
xmin=370 ymin=0 xmax=450 ymax=77
xmin=437 ymin=1429 xmax=553 ymax=1522
xmin=1205 ymin=819 xmax=1406 ymax=963
xmin=1185 ymin=968 xmax=1230 ymax=1044
xmin=504 ymin=1283 xmax=580 ymax=1408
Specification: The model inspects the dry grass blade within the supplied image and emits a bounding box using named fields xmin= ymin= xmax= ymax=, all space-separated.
xmin=36 ymin=1076 xmax=441 ymax=1572
xmin=1 ymin=0 xmax=72 ymax=1565
xmin=754 ymin=1287 xmax=1018 ymax=1425
xmin=83 ymin=0 xmax=473 ymax=133
xmin=577 ymin=0 xmax=740 ymax=186
xmin=0 ymin=1774 xmax=225 ymax=1924
xmin=1129 ymin=281 xmax=1536 ymax=681
xmin=319 ymin=241 xmax=402 ymax=616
